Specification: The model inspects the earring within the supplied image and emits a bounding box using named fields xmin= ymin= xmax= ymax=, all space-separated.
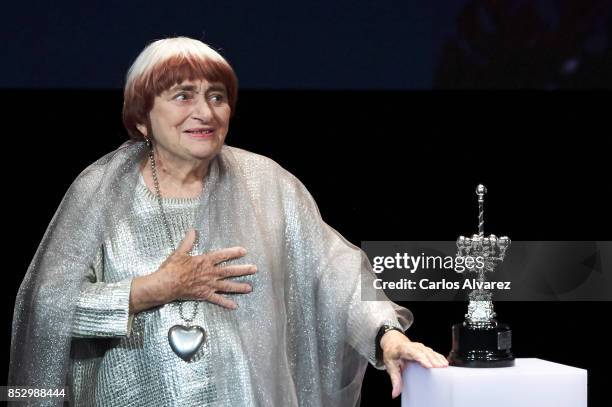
xmin=145 ymin=137 xmax=152 ymax=149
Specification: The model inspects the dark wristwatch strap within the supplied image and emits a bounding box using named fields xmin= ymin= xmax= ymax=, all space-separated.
xmin=375 ymin=324 xmax=404 ymax=363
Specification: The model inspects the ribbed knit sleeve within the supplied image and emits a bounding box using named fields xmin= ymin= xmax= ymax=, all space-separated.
xmin=71 ymin=246 xmax=134 ymax=338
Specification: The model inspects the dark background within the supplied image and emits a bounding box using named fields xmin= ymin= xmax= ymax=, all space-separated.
xmin=3 ymin=1 xmax=612 ymax=406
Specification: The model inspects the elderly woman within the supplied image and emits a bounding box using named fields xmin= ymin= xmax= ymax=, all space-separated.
xmin=9 ymin=37 xmax=447 ymax=407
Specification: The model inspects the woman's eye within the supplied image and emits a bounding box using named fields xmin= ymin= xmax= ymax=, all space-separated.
xmin=174 ymin=92 xmax=193 ymax=101
xmin=210 ymin=94 xmax=224 ymax=103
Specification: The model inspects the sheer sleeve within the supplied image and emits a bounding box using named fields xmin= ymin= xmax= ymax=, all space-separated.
xmin=345 ymin=251 xmax=405 ymax=369
xmin=322 ymin=226 xmax=408 ymax=370
xmin=71 ymin=245 xmax=134 ymax=338
xmin=281 ymin=172 xmax=413 ymax=371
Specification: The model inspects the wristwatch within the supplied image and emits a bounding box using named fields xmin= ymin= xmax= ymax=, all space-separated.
xmin=375 ymin=324 xmax=404 ymax=362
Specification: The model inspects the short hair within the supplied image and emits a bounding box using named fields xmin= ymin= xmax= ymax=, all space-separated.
xmin=122 ymin=37 xmax=238 ymax=141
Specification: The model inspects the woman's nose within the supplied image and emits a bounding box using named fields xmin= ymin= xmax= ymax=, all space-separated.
xmin=192 ymin=95 xmax=213 ymax=120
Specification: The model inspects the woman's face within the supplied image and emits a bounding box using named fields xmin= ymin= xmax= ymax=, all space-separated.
xmin=137 ymin=78 xmax=231 ymax=163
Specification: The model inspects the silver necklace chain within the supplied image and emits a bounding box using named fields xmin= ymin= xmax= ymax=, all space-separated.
xmin=148 ymin=142 xmax=199 ymax=324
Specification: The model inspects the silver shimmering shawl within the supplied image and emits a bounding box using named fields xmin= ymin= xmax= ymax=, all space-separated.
xmin=9 ymin=140 xmax=413 ymax=406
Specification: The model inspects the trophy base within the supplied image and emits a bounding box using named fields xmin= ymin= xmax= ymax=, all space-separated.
xmin=448 ymin=321 xmax=514 ymax=368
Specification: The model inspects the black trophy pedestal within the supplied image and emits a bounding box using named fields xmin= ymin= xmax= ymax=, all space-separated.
xmin=448 ymin=320 xmax=515 ymax=368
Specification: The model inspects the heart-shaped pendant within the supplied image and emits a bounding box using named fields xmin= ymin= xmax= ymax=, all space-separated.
xmin=168 ymin=325 xmax=206 ymax=361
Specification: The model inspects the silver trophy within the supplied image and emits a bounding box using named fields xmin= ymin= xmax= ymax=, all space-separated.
xmin=448 ymin=185 xmax=515 ymax=367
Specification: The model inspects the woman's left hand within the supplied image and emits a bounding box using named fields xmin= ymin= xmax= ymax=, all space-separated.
xmin=381 ymin=330 xmax=449 ymax=399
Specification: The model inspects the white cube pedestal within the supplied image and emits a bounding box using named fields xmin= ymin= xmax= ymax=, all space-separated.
xmin=401 ymin=358 xmax=587 ymax=407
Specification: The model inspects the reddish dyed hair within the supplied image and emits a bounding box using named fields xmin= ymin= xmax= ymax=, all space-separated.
xmin=122 ymin=37 xmax=238 ymax=141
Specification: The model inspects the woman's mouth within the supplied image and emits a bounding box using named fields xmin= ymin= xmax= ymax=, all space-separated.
xmin=184 ymin=128 xmax=214 ymax=138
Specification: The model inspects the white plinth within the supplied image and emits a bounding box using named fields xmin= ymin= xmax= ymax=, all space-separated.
xmin=401 ymin=358 xmax=587 ymax=407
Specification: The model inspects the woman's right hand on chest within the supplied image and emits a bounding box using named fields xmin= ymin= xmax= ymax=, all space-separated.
xmin=129 ymin=229 xmax=257 ymax=314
